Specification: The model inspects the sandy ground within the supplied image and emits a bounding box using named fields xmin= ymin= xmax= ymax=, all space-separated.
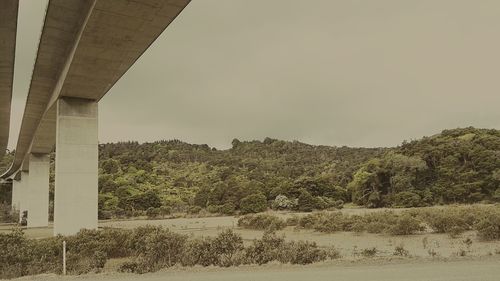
xmin=15 ymin=257 xmax=500 ymax=281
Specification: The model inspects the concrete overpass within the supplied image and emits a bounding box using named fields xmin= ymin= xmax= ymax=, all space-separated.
xmin=0 ymin=0 xmax=18 ymax=156
xmin=2 ymin=0 xmax=190 ymax=235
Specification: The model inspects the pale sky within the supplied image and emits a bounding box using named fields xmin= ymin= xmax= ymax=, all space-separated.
xmin=9 ymin=0 xmax=500 ymax=150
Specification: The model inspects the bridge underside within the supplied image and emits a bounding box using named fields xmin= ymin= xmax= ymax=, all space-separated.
xmin=5 ymin=0 xmax=190 ymax=235
xmin=0 ymin=0 xmax=18 ymax=155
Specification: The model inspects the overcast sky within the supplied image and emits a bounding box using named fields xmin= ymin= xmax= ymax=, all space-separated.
xmin=9 ymin=0 xmax=500 ymax=150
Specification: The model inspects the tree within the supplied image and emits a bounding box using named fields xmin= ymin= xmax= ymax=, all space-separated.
xmin=101 ymin=158 xmax=121 ymax=174
xmin=240 ymin=193 xmax=267 ymax=214
xmin=297 ymin=189 xmax=315 ymax=212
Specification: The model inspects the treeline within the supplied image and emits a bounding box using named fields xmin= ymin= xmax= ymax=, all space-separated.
xmin=1 ymin=127 xmax=499 ymax=218
xmin=96 ymin=137 xmax=385 ymax=218
xmin=95 ymin=127 xmax=499 ymax=218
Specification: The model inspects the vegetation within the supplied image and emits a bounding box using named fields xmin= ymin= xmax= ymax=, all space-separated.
xmin=95 ymin=127 xmax=500 ymax=215
xmin=0 ymin=203 xmax=17 ymax=223
xmin=0 ymin=127 xmax=498 ymax=218
xmin=237 ymin=213 xmax=287 ymax=231
xmin=238 ymin=205 xmax=500 ymax=238
xmin=0 ymin=227 xmax=340 ymax=278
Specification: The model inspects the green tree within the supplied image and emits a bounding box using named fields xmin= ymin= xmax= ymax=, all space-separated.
xmin=297 ymin=189 xmax=316 ymax=212
xmin=240 ymin=193 xmax=267 ymax=214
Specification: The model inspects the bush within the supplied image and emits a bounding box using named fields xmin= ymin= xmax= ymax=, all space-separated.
xmin=0 ymin=203 xmax=18 ymax=223
xmin=146 ymin=207 xmax=160 ymax=218
xmin=389 ymin=214 xmax=425 ymax=235
xmin=475 ymin=212 xmax=500 ymax=240
xmin=414 ymin=207 xmax=482 ymax=234
xmin=211 ymin=229 xmax=244 ymax=267
xmin=206 ymin=204 xmax=221 ymax=214
xmin=238 ymin=214 xmax=287 ymax=231
xmin=181 ymin=237 xmax=219 ymax=267
xmin=392 ymin=191 xmax=423 ymax=208
xmin=245 ymin=231 xmax=286 ymax=265
xmin=282 ymin=241 xmax=328 ymax=264
xmin=360 ymin=247 xmax=378 ymax=257
xmin=127 ymin=226 xmax=188 ymax=273
xmin=187 ymin=206 xmax=202 ymax=215
xmin=393 ymin=245 xmax=410 ymax=256
xmin=0 ymin=225 xmax=346 ymax=278
xmin=240 ymin=193 xmax=268 ymax=214
xmin=159 ymin=206 xmax=172 ymax=217
xmin=220 ymin=202 xmax=236 ymax=215
xmin=297 ymin=190 xmax=316 ymax=212
xmin=272 ymin=194 xmax=297 ymax=210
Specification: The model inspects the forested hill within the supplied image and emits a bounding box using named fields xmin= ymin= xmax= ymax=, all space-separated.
xmin=97 ymin=137 xmax=386 ymax=217
xmin=95 ymin=127 xmax=499 ymax=217
xmin=2 ymin=127 xmax=499 ymax=217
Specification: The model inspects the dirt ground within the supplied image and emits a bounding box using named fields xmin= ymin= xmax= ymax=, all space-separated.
xmin=16 ymin=256 xmax=500 ymax=281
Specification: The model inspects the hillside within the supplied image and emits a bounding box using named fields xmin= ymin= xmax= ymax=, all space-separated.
xmin=95 ymin=127 xmax=499 ymax=218
xmin=1 ymin=127 xmax=499 ymax=218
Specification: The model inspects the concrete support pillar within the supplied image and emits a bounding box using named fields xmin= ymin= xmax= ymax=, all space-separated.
xmin=11 ymin=179 xmax=21 ymax=212
xmin=26 ymin=154 xmax=50 ymax=228
xmin=54 ymin=97 xmax=98 ymax=236
xmin=18 ymin=171 xmax=29 ymax=223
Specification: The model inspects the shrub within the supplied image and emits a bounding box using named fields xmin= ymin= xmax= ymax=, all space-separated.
xmin=282 ymin=241 xmax=328 ymax=264
xmin=393 ymin=245 xmax=410 ymax=256
xmin=325 ymin=246 xmax=342 ymax=259
xmin=0 ymin=229 xmax=35 ymax=278
xmin=272 ymin=194 xmax=296 ymax=210
xmin=211 ymin=229 xmax=244 ymax=267
xmin=128 ymin=226 xmax=188 ymax=273
xmin=475 ymin=212 xmax=500 ymax=240
xmin=245 ymin=231 xmax=286 ymax=265
xmin=206 ymin=204 xmax=221 ymax=214
xmin=0 ymin=203 xmax=18 ymax=223
xmin=181 ymin=237 xmax=219 ymax=267
xmin=187 ymin=206 xmax=202 ymax=215
xmin=413 ymin=206 xmax=493 ymax=235
xmin=146 ymin=207 xmax=160 ymax=218
xmin=220 ymin=202 xmax=236 ymax=215
xmin=238 ymin=214 xmax=287 ymax=231
xmin=240 ymin=193 xmax=268 ymax=214
xmin=68 ymin=228 xmax=130 ymax=259
xmin=285 ymin=215 xmax=299 ymax=226
xmin=312 ymin=212 xmax=346 ymax=233
xmin=297 ymin=190 xmax=316 ymax=212
xmin=389 ymin=214 xmax=424 ymax=235
xmin=360 ymin=247 xmax=377 ymax=257
xmin=392 ymin=191 xmax=423 ymax=208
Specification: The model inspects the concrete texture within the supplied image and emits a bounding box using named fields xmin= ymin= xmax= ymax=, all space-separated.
xmin=2 ymin=0 xmax=191 ymax=236
xmin=0 ymin=0 xmax=18 ymax=156
xmin=26 ymin=154 xmax=50 ymax=228
xmin=11 ymin=179 xmax=21 ymax=212
xmin=2 ymin=0 xmax=191 ymax=179
xmin=18 ymin=171 xmax=29 ymax=222
xmin=53 ymin=98 xmax=98 ymax=236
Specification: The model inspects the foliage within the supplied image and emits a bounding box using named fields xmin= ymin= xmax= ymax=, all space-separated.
xmin=0 ymin=127 xmax=498 ymax=220
xmin=94 ymin=137 xmax=384 ymax=217
xmin=475 ymin=212 xmax=500 ymax=240
xmin=237 ymin=213 xmax=287 ymax=231
xmin=360 ymin=247 xmax=378 ymax=257
xmin=0 ymin=203 xmax=17 ymax=223
xmin=239 ymin=193 xmax=267 ymax=214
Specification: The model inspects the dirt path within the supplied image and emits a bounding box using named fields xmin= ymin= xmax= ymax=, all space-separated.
xmin=20 ymin=257 xmax=500 ymax=281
